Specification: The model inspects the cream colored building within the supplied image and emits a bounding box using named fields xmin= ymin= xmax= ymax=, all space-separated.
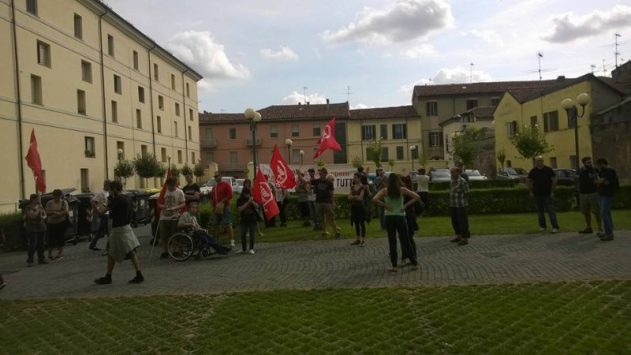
xmin=1 ymin=0 xmax=202 ymax=212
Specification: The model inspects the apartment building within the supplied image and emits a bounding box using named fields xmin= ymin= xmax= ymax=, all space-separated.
xmin=1 ymin=0 xmax=202 ymax=212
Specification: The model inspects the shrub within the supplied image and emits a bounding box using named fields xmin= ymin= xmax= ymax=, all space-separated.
xmin=0 ymin=212 xmax=25 ymax=251
xmin=429 ymin=179 xmax=519 ymax=191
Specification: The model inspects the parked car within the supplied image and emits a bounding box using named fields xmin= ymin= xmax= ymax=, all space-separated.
xmin=233 ymin=178 xmax=245 ymax=194
xmin=202 ymin=176 xmax=237 ymax=196
xmin=464 ymin=169 xmax=488 ymax=181
xmin=554 ymin=168 xmax=578 ymax=185
xmin=429 ymin=169 xmax=451 ymax=183
xmin=497 ymin=167 xmax=529 ymax=183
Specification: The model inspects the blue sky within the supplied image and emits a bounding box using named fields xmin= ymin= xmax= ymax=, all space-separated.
xmin=105 ymin=0 xmax=630 ymax=112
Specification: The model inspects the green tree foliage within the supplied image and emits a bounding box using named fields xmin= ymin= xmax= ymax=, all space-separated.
xmin=133 ymin=154 xmax=161 ymax=179
xmin=366 ymin=138 xmax=383 ymax=168
xmin=180 ymin=163 xmax=193 ymax=177
xmin=114 ymin=160 xmax=134 ymax=186
xmin=169 ymin=165 xmax=180 ymax=177
xmin=510 ymin=125 xmax=552 ymax=161
xmin=452 ymin=127 xmax=488 ymax=167
xmin=193 ymin=163 xmax=205 ymax=181
xmin=351 ymin=155 xmax=363 ymax=169
xmin=496 ymin=149 xmax=507 ymax=169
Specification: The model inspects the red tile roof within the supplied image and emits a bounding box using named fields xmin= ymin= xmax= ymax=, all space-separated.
xmin=414 ymin=79 xmax=561 ymax=98
xmin=349 ymin=105 xmax=419 ymax=120
xmin=199 ymin=102 xmax=350 ymax=124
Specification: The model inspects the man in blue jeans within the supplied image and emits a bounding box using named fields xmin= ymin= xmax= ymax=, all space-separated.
xmin=595 ymin=158 xmax=619 ymax=241
xmin=528 ymin=156 xmax=559 ymax=233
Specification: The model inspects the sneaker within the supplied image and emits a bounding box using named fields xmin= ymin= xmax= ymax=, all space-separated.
xmin=458 ymin=238 xmax=469 ymax=246
xmin=578 ymin=228 xmax=593 ymax=234
xmin=321 ymin=232 xmax=329 ymax=239
xmin=258 ymin=232 xmax=265 ymax=237
xmin=230 ymin=240 xmax=235 ymax=247
xmin=539 ymin=227 xmax=546 ymax=232
xmin=335 ymin=232 xmax=341 ymax=239
xmin=129 ymin=274 xmax=144 ymax=284
xmin=240 ymin=250 xmax=248 ymax=254
xmin=350 ymin=240 xmax=361 ymax=246
xmin=599 ymin=234 xmax=614 ymax=241
xmin=0 ymin=281 xmax=6 ymax=290
xmin=101 ymin=251 xmax=109 ymax=257
xmin=89 ymin=246 xmax=101 ymax=251
xmin=94 ymin=276 xmax=112 ymax=285
xmin=551 ymin=228 xmax=559 ymax=234
xmin=449 ymin=237 xmax=461 ymax=243
xmin=55 ymin=256 xmax=64 ymax=261
xmin=596 ymin=232 xmax=605 ymax=238
xmin=248 ymin=249 xmax=255 ymax=254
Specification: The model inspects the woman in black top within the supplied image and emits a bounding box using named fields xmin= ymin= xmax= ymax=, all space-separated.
xmin=237 ymin=186 xmax=259 ymax=254
xmin=348 ymin=173 xmax=368 ymax=246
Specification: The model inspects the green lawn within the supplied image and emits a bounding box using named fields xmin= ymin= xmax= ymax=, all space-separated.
xmin=254 ymin=210 xmax=631 ymax=243
xmin=2 ymin=281 xmax=630 ymax=353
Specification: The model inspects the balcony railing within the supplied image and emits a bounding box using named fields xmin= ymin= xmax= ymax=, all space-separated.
xmin=246 ymin=137 xmax=262 ymax=146
xmin=201 ymin=138 xmax=217 ymax=148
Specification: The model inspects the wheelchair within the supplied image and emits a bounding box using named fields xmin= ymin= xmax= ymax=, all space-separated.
xmin=167 ymin=229 xmax=217 ymax=262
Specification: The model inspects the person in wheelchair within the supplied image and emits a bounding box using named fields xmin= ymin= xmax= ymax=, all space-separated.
xmin=177 ymin=201 xmax=231 ymax=255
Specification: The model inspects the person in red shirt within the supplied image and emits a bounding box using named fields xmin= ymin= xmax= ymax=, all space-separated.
xmin=211 ymin=172 xmax=235 ymax=247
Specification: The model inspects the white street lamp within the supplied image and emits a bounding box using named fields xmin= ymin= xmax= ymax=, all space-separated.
xmin=561 ymin=93 xmax=591 ymax=170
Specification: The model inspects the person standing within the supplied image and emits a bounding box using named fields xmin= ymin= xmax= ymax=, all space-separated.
xmin=455 ymin=161 xmax=469 ymax=182
xmin=237 ymin=186 xmax=259 ymax=253
xmin=45 ymin=189 xmax=69 ymax=261
xmin=182 ymin=174 xmax=201 ymax=203
xmin=578 ymin=157 xmax=601 ymax=234
xmin=307 ymin=168 xmax=321 ymax=230
xmin=94 ymin=180 xmax=144 ymax=285
xmin=243 ymin=179 xmax=264 ymax=237
xmin=449 ymin=167 xmax=471 ymax=246
xmin=314 ymin=168 xmax=340 ymax=239
xmin=210 ymin=172 xmax=235 ymax=246
xmin=296 ymin=171 xmax=312 ymax=227
xmin=158 ymin=177 xmax=186 ymax=258
xmin=24 ymin=194 xmax=47 ymax=266
xmin=401 ymin=176 xmax=419 ymax=264
xmin=595 ymin=158 xmax=619 ymax=241
xmin=373 ymin=168 xmax=387 ymax=230
xmin=89 ymin=180 xmax=110 ymax=251
xmin=348 ymin=172 xmax=368 ymax=246
xmin=414 ymin=168 xmax=430 ymax=214
xmin=528 ymin=156 xmax=559 ymax=233
xmin=275 ymin=187 xmax=288 ymax=227
xmin=372 ymin=173 xmax=419 ymax=272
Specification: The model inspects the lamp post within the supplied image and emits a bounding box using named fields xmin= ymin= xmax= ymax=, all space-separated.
xmin=285 ymin=138 xmax=293 ymax=163
xmin=409 ymin=145 xmax=416 ymax=171
xmin=244 ymin=108 xmax=262 ymax=178
xmin=561 ymin=93 xmax=591 ymax=170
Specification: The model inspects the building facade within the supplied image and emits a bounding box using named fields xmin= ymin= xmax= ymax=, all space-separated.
xmin=1 ymin=0 xmax=202 ymax=212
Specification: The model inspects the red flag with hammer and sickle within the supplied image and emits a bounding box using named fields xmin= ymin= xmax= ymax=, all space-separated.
xmin=270 ymin=145 xmax=296 ymax=189
xmin=313 ymin=117 xmax=341 ymax=159
xmin=252 ymin=169 xmax=279 ymax=221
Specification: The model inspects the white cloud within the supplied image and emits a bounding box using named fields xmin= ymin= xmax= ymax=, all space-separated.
xmin=543 ymin=5 xmax=631 ymax=43
xmin=281 ymin=91 xmax=328 ymax=105
xmin=165 ymin=31 xmax=249 ymax=84
xmin=461 ymin=30 xmax=504 ymax=47
xmin=400 ymin=43 xmax=437 ymax=58
xmin=432 ymin=66 xmax=493 ymax=84
xmin=260 ymin=46 xmax=299 ymax=61
xmin=322 ymin=0 xmax=453 ymax=45
xmin=350 ymin=103 xmax=375 ymax=109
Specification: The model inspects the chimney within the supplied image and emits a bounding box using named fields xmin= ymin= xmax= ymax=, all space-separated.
xmin=306 ymin=101 xmax=310 ymax=106
xmin=556 ymin=75 xmax=565 ymax=81
xmin=326 ymin=98 xmax=330 ymax=104
xmin=298 ymin=102 xmax=301 ymax=106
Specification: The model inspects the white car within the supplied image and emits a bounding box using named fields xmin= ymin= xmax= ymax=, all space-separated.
xmin=233 ymin=178 xmax=245 ymax=194
xmin=464 ymin=169 xmax=488 ymax=181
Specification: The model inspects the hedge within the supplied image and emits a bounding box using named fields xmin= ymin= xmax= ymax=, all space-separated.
xmin=429 ymin=179 xmax=519 ymax=191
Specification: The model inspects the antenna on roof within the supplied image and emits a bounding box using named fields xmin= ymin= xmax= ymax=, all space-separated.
xmin=346 ymin=85 xmax=352 ymax=103
xmin=602 ymin=59 xmax=608 ymax=76
xmin=590 ymin=64 xmax=596 ymax=74
xmin=469 ymin=63 xmax=474 ymax=83
xmin=537 ymin=52 xmax=543 ymax=80
xmin=302 ymin=86 xmax=308 ymax=104
xmin=615 ymin=33 xmax=622 ymax=68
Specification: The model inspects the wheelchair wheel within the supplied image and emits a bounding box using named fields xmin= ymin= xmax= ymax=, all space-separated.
xmin=167 ymin=233 xmax=194 ymax=261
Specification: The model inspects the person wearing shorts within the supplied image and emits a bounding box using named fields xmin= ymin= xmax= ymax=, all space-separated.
xmin=158 ymin=177 xmax=185 ymax=259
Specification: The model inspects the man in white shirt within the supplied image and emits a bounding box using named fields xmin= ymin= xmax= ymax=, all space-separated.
xmin=158 ymin=177 xmax=185 ymax=259
xmin=414 ymin=168 xmax=429 ymax=213
xmin=89 ymin=180 xmax=110 ymax=251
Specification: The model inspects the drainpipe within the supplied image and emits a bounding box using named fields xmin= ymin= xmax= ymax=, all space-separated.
xmin=181 ymin=70 xmax=189 ymax=163
xmin=98 ymin=8 xmax=110 ymax=178
xmin=10 ymin=0 xmax=25 ymax=199
xmin=148 ymin=45 xmax=156 ymax=158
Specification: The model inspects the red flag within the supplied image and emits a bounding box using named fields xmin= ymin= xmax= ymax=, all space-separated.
xmin=156 ymin=168 xmax=171 ymax=216
xmin=25 ymin=129 xmax=46 ymax=193
xmin=313 ymin=117 xmax=342 ymax=159
xmin=252 ymin=169 xmax=279 ymax=221
xmin=270 ymin=145 xmax=296 ymax=189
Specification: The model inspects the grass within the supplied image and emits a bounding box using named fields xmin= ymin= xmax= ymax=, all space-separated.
xmin=252 ymin=210 xmax=631 ymax=243
xmin=2 ymin=281 xmax=630 ymax=353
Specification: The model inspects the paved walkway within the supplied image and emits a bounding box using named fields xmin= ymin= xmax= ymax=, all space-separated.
xmin=1 ymin=226 xmax=630 ymax=300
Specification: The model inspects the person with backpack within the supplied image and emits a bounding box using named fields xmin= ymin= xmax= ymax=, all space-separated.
xmin=348 ymin=172 xmax=368 ymax=246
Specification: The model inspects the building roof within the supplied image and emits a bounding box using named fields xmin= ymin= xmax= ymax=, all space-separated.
xmin=595 ymin=97 xmax=631 ymax=116
xmin=506 ymin=74 xmax=625 ymax=103
xmin=199 ymin=102 xmax=350 ymax=124
xmin=349 ymin=105 xmax=419 ymax=120
xmin=413 ymin=79 xmax=560 ymax=98
xmin=462 ymin=106 xmax=495 ymax=118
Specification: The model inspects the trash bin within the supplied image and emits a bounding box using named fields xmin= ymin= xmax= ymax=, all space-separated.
xmin=125 ymin=190 xmax=151 ymax=227
xmin=74 ymin=193 xmax=95 ymax=239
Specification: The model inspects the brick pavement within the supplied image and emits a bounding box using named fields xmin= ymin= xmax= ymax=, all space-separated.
xmin=1 ymin=226 xmax=630 ymax=300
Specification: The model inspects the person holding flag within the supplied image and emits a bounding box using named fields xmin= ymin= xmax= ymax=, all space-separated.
xmin=252 ymin=170 xmax=280 ymax=225
xmin=237 ymin=181 xmax=259 ymax=254
xmin=269 ymin=145 xmax=296 ymax=227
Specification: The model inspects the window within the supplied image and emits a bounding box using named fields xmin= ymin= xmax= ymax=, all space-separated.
xmin=506 ymin=160 xmax=512 ymax=168
xmin=135 ymin=109 xmax=142 ymax=129
xmin=291 ymin=124 xmax=300 ymax=137
xmin=77 ymin=90 xmax=86 ymax=115
xmin=380 ymin=124 xmax=388 ymax=140
xmin=204 ymin=127 xmax=213 ymax=140
xmin=107 ymin=35 xmax=114 ymax=56
xmin=506 ymin=121 xmax=518 ymax=138
xmin=73 ymin=14 xmax=82 ymax=39
xmin=361 ymin=125 xmax=376 ymax=140
xmin=530 ymin=115 xmax=538 ymax=128
xmin=132 ymin=50 xmax=139 ymax=70
xmin=81 ymin=60 xmax=92 ymax=83
xmin=191 ymin=152 xmax=196 ymax=163
xmin=80 ymin=169 xmax=89 ymax=193
xmin=205 ymin=151 xmax=214 ymax=163
xmin=549 ymin=157 xmax=558 ymax=169
xmin=141 ymin=145 xmax=148 ymax=158
xmin=116 ymin=141 xmax=125 ymax=160
xmin=543 ymin=110 xmax=559 ymax=132
xmin=426 ymin=101 xmax=438 ymax=116
xmin=396 ymin=146 xmax=404 ymax=160
xmin=26 ymin=0 xmax=37 ymax=15
xmin=312 ymin=124 xmax=321 ymax=137
xmin=111 ymin=100 xmax=118 ymax=123
xmin=466 ymin=99 xmax=478 ymax=110
xmin=113 ymin=75 xmax=121 ymax=94
xmin=171 ymin=74 xmax=176 ymax=90
xmin=30 ymin=75 xmax=42 ymax=105
xmin=567 ymin=110 xmax=577 ymax=129
xmin=381 ymin=147 xmax=389 ymax=161
xmin=158 ymin=95 xmax=164 ymax=110
xmin=186 ymin=83 xmax=190 ymax=98
xmin=177 ymin=150 xmax=182 ymax=164
xmin=491 ymin=97 xmax=501 ymax=106
xmin=84 ymin=137 xmax=95 ymax=157
xmin=161 ymin=148 xmax=167 ymax=162
xmin=189 ymin=108 xmax=193 ymax=121
xmin=138 ymin=86 xmax=145 ymax=103
xmin=429 ymin=131 xmax=443 ymax=147
xmin=229 ymin=152 xmax=238 ymax=165
xmin=174 ymin=122 xmax=178 ymax=137
xmin=188 ymin=126 xmax=192 ymax=140
xmin=392 ymin=123 xmax=407 ymax=139
xmin=290 ymin=149 xmax=301 ymax=164
xmin=270 ymin=125 xmax=278 ymax=138
xmin=36 ymin=40 xmax=50 ymax=67
xmin=175 ymin=103 xmax=180 ymax=116
xmin=153 ymin=63 xmax=159 ymax=81
xmin=157 ymin=116 xmax=162 ymax=133
xmin=229 ymin=127 xmax=237 ymax=139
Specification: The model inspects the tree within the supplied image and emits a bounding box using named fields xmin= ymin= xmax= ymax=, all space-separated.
xmin=168 ymin=165 xmax=180 ymax=178
xmin=510 ymin=125 xmax=552 ymax=162
xmin=193 ymin=163 xmax=205 ymax=182
xmin=351 ymin=155 xmax=363 ymax=169
xmin=452 ymin=127 xmax=487 ymax=168
xmin=114 ymin=160 xmax=134 ymax=187
xmin=496 ymin=149 xmax=506 ymax=169
xmin=366 ymin=137 xmax=383 ymax=168
xmin=388 ymin=159 xmax=395 ymax=169
xmin=181 ymin=163 xmax=193 ymax=177
xmin=316 ymin=159 xmax=326 ymax=168
xmin=133 ymin=154 xmax=161 ymax=186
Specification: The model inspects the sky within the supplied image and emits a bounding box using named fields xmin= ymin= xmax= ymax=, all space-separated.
xmin=103 ymin=0 xmax=631 ymax=113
